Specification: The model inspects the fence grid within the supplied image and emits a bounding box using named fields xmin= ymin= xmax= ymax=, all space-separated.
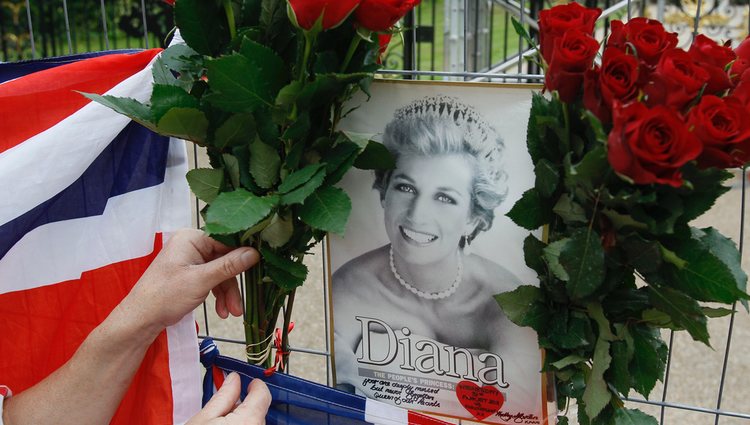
xmin=5 ymin=1 xmax=749 ymax=423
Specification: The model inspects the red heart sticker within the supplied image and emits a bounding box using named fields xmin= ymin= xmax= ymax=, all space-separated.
xmin=456 ymin=380 xmax=505 ymax=421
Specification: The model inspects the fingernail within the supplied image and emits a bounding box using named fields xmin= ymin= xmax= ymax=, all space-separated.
xmin=225 ymin=372 xmax=237 ymax=384
xmin=240 ymin=249 xmax=256 ymax=265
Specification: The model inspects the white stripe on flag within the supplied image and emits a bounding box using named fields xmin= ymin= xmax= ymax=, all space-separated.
xmin=0 ymin=56 xmax=157 ymax=227
xmin=0 ymin=139 xmax=189 ymax=294
xmin=365 ymin=399 xmax=410 ymax=425
xmin=167 ymin=311 xmax=202 ymax=424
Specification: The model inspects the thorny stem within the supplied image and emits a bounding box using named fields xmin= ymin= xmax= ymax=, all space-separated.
xmin=339 ymin=34 xmax=362 ymax=73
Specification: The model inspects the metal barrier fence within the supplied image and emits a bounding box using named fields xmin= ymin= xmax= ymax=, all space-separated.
xmin=4 ymin=1 xmax=750 ymax=423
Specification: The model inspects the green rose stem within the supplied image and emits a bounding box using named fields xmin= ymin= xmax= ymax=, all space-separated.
xmin=339 ymin=32 xmax=364 ymax=73
xmin=298 ymin=31 xmax=315 ymax=83
xmin=222 ymin=0 xmax=236 ymax=40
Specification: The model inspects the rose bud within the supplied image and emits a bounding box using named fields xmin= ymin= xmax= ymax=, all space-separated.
xmin=538 ymin=3 xmax=601 ymax=64
xmin=287 ymin=0 xmax=360 ymax=32
xmin=355 ymin=0 xmax=421 ymax=33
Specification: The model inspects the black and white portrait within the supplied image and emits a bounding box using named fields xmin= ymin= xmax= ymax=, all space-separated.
xmin=328 ymin=81 xmax=550 ymax=424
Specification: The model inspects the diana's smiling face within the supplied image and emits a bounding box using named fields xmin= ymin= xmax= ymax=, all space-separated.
xmin=383 ymin=153 xmax=478 ymax=266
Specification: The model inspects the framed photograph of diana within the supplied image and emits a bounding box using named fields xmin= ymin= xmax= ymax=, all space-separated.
xmin=327 ymin=80 xmax=553 ymax=424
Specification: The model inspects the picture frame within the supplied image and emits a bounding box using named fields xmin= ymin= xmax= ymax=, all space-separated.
xmin=327 ymin=79 xmax=553 ymax=424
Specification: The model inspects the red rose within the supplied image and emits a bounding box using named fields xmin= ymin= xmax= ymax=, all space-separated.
xmin=287 ymin=0 xmax=360 ymax=31
xmin=538 ymin=3 xmax=601 ymax=64
xmin=607 ymin=18 xmax=678 ymax=66
xmin=643 ymin=48 xmax=709 ymax=110
xmin=583 ymin=67 xmax=610 ymax=123
xmin=730 ymin=58 xmax=750 ymax=84
xmin=731 ymin=35 xmax=750 ymax=83
xmin=163 ymin=0 xmax=174 ymax=5
xmin=688 ymin=35 xmax=735 ymax=94
xmin=735 ymin=34 xmax=750 ymax=61
xmin=732 ymin=69 xmax=750 ymax=106
xmin=355 ymin=0 xmax=420 ymax=32
xmin=545 ymin=29 xmax=600 ymax=102
xmin=583 ymin=49 xmax=640 ymax=123
xmin=688 ymin=95 xmax=750 ymax=168
xmin=608 ymin=102 xmax=702 ymax=187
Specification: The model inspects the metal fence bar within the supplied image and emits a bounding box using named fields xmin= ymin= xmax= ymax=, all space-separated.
xmin=62 ymin=0 xmax=73 ymax=54
xmin=99 ymin=0 xmax=110 ymax=50
xmin=714 ymin=166 xmax=746 ymax=425
xmin=24 ymin=0 xmax=36 ymax=58
xmin=623 ymin=397 xmax=750 ymax=420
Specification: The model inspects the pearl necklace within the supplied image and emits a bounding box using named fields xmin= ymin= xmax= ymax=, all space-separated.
xmin=389 ymin=246 xmax=463 ymax=300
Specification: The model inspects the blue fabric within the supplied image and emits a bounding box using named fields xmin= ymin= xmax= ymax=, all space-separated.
xmin=199 ymin=338 xmax=372 ymax=425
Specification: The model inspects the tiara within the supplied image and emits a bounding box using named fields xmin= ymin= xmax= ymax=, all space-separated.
xmin=392 ymin=95 xmax=504 ymax=183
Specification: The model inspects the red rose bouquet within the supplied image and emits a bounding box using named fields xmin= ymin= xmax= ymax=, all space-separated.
xmin=85 ymin=0 xmax=419 ymax=372
xmin=497 ymin=3 xmax=749 ymax=424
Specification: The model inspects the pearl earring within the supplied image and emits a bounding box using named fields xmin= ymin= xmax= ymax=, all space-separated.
xmin=463 ymin=234 xmax=472 ymax=256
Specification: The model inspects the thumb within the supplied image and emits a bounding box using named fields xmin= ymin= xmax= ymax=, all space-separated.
xmin=191 ymin=372 xmax=241 ymax=421
xmin=196 ymin=248 xmax=259 ymax=289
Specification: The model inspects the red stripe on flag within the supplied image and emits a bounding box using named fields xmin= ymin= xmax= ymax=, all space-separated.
xmin=0 ymin=49 xmax=161 ymax=154
xmin=0 ymin=233 xmax=174 ymax=424
xmin=407 ymin=412 xmax=454 ymax=425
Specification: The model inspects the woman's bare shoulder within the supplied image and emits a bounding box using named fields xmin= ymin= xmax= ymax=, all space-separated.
xmin=464 ymin=254 xmax=523 ymax=294
xmin=332 ymin=245 xmax=390 ymax=297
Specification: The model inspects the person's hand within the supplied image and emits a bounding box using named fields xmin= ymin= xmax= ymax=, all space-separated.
xmin=186 ymin=373 xmax=271 ymax=425
xmin=118 ymin=229 xmax=260 ymax=336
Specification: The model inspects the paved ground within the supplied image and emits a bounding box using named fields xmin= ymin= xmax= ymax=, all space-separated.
xmin=191 ymin=145 xmax=750 ymax=424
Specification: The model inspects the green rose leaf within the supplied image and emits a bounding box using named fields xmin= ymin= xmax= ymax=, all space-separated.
xmin=205 ymin=54 xmax=274 ymax=112
xmin=549 ymin=311 xmax=594 ymax=349
xmin=622 ymin=234 xmax=662 ymax=274
xmin=561 ymin=229 xmax=606 ymax=300
xmin=298 ymin=186 xmax=352 ymax=235
xmin=612 ymin=408 xmax=658 ymax=425
xmin=647 ymin=284 xmax=709 ymax=345
xmin=275 ymin=81 xmax=304 ymax=109
xmin=151 ymin=84 xmax=200 ymax=122
xmin=80 ymin=93 xmax=155 ymax=131
xmin=174 ymin=0 xmax=226 ymax=56
xmin=157 ymin=107 xmax=209 ymax=144
xmin=249 ymin=138 xmax=281 ymax=189
xmin=354 ymin=141 xmax=396 ymax=170
xmin=523 ymin=234 xmax=547 ymax=275
xmin=282 ymin=112 xmax=311 ymax=141
xmin=680 ymin=163 xmax=732 ymax=222
xmin=494 ymin=285 xmax=546 ymax=328
xmin=215 ymin=113 xmax=256 ymax=149
xmin=629 ymin=325 xmax=668 ymax=398
xmin=564 ymin=146 xmax=608 ymax=191
xmin=535 ymin=158 xmax=559 ymax=197
xmin=260 ymin=212 xmax=294 ymax=248
xmin=553 ymin=193 xmax=587 ymax=224
xmin=550 ymin=355 xmax=587 ymax=370
xmin=544 ymin=238 xmax=570 ymax=281
xmin=281 ymin=167 xmax=327 ymax=205
xmin=152 ymin=56 xmax=179 ymax=87
xmin=607 ymin=340 xmax=632 ymax=396
xmin=222 ymin=154 xmax=241 ymax=189
xmin=582 ymin=337 xmax=613 ymax=420
xmin=324 ymin=141 xmax=361 ymax=186
xmin=506 ymin=188 xmax=552 ymax=230
xmin=186 ymin=168 xmax=224 ymax=203
xmin=665 ymin=227 xmax=749 ymax=304
xmin=526 ymin=93 xmax=563 ymax=164
xmin=239 ymin=37 xmax=287 ymax=96
xmin=279 ymin=163 xmax=327 ymax=194
xmin=340 ymin=131 xmax=375 ymax=149
xmin=260 ymin=246 xmax=308 ymax=290
xmin=204 ymin=189 xmax=277 ymax=234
